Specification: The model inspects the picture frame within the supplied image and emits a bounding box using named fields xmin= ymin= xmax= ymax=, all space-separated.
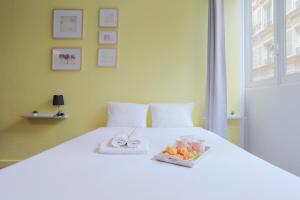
xmin=53 ymin=9 xmax=83 ymax=39
xmin=97 ymin=48 xmax=117 ymax=68
xmin=52 ymin=48 xmax=82 ymax=71
xmin=99 ymin=8 xmax=118 ymax=27
xmin=99 ymin=30 xmax=118 ymax=45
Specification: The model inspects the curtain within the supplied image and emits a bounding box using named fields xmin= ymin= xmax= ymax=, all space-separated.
xmin=205 ymin=0 xmax=228 ymax=138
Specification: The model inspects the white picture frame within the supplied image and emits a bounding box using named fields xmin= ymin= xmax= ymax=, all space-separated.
xmin=52 ymin=48 xmax=82 ymax=71
xmin=53 ymin=9 xmax=83 ymax=39
xmin=99 ymin=8 xmax=118 ymax=27
xmin=99 ymin=30 xmax=118 ymax=44
xmin=98 ymin=48 xmax=117 ymax=68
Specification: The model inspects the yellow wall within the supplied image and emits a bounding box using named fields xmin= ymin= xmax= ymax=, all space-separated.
xmin=0 ymin=0 xmax=241 ymax=167
xmin=225 ymin=0 xmax=242 ymax=144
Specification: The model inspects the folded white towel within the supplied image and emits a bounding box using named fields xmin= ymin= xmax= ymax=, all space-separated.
xmin=127 ymin=131 xmax=142 ymax=148
xmin=99 ymin=139 xmax=148 ymax=155
xmin=111 ymin=134 xmax=128 ymax=147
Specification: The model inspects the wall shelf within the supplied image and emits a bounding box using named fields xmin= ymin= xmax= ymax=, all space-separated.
xmin=201 ymin=115 xmax=242 ymax=120
xmin=22 ymin=113 xmax=69 ymax=119
xmin=227 ymin=115 xmax=241 ymax=120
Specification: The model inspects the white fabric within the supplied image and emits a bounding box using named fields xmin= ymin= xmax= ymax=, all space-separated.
xmin=127 ymin=130 xmax=142 ymax=148
xmin=0 ymin=127 xmax=300 ymax=200
xmin=205 ymin=0 xmax=228 ymax=138
xmin=99 ymin=139 xmax=148 ymax=154
xmin=111 ymin=134 xmax=128 ymax=147
xmin=150 ymin=103 xmax=194 ymax=128
xmin=107 ymin=102 xmax=149 ymax=128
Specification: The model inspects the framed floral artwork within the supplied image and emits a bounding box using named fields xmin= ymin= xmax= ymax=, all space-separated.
xmin=52 ymin=48 xmax=82 ymax=71
xmin=53 ymin=9 xmax=83 ymax=39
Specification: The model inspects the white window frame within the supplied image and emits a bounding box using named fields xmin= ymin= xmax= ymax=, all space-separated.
xmin=245 ymin=0 xmax=277 ymax=88
xmin=240 ymin=0 xmax=246 ymax=148
xmin=286 ymin=29 xmax=293 ymax=57
xmin=245 ymin=0 xmax=300 ymax=88
xmin=281 ymin=0 xmax=300 ymax=83
xmin=286 ymin=0 xmax=293 ymax=14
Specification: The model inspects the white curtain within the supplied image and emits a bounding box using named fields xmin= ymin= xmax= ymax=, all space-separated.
xmin=205 ymin=0 xmax=228 ymax=138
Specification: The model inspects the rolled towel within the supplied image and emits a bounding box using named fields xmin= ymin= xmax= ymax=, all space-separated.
xmin=99 ymin=139 xmax=148 ymax=154
xmin=127 ymin=131 xmax=142 ymax=148
xmin=111 ymin=134 xmax=128 ymax=147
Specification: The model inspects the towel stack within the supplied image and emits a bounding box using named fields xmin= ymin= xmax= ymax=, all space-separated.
xmin=127 ymin=131 xmax=142 ymax=148
xmin=99 ymin=128 xmax=148 ymax=154
xmin=111 ymin=134 xmax=128 ymax=147
xmin=111 ymin=129 xmax=142 ymax=148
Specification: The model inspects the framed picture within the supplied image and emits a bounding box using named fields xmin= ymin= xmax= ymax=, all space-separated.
xmin=53 ymin=9 xmax=83 ymax=39
xmin=99 ymin=8 xmax=118 ymax=27
xmin=52 ymin=48 xmax=82 ymax=71
xmin=99 ymin=30 xmax=118 ymax=44
xmin=98 ymin=48 xmax=117 ymax=68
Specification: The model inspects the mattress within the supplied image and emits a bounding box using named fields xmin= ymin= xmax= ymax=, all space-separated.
xmin=0 ymin=127 xmax=299 ymax=200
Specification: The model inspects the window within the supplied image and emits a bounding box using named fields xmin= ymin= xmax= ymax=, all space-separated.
xmin=286 ymin=29 xmax=293 ymax=57
xmin=263 ymin=2 xmax=272 ymax=26
xmin=245 ymin=0 xmax=300 ymax=86
xmin=286 ymin=0 xmax=300 ymax=75
xmin=250 ymin=0 xmax=275 ymax=82
xmin=286 ymin=0 xmax=293 ymax=13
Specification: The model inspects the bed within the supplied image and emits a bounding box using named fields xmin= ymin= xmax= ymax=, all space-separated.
xmin=0 ymin=127 xmax=299 ymax=200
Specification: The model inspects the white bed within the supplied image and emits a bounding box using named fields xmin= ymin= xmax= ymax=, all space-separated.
xmin=0 ymin=127 xmax=299 ymax=200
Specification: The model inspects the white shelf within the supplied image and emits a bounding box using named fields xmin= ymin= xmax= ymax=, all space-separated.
xmin=227 ymin=115 xmax=241 ymax=120
xmin=22 ymin=113 xmax=69 ymax=119
xmin=201 ymin=115 xmax=242 ymax=120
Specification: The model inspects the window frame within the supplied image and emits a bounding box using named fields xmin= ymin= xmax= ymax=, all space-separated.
xmin=245 ymin=0 xmax=300 ymax=88
xmin=281 ymin=0 xmax=300 ymax=83
xmin=245 ymin=0 xmax=277 ymax=88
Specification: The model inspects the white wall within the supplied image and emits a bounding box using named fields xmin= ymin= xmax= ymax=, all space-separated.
xmin=246 ymin=83 xmax=300 ymax=176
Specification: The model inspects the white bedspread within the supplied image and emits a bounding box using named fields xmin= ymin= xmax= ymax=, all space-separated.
xmin=0 ymin=127 xmax=299 ymax=200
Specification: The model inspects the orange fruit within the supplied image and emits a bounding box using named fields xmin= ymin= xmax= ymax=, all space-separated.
xmin=175 ymin=153 xmax=183 ymax=159
xmin=177 ymin=147 xmax=188 ymax=156
xmin=160 ymin=152 xmax=168 ymax=156
xmin=182 ymin=152 xmax=193 ymax=160
xmin=165 ymin=146 xmax=177 ymax=155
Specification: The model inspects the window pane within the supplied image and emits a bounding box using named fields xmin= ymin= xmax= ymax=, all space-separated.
xmin=286 ymin=0 xmax=300 ymax=75
xmin=251 ymin=0 xmax=275 ymax=81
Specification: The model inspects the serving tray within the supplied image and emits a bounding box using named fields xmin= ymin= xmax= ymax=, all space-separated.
xmin=153 ymin=146 xmax=210 ymax=168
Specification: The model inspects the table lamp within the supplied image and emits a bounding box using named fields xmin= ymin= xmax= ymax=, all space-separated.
xmin=53 ymin=95 xmax=64 ymax=116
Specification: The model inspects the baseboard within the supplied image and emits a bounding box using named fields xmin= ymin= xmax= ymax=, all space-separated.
xmin=0 ymin=159 xmax=21 ymax=169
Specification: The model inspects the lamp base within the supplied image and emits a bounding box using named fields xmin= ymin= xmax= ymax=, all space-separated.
xmin=55 ymin=111 xmax=65 ymax=117
xmin=55 ymin=105 xmax=64 ymax=116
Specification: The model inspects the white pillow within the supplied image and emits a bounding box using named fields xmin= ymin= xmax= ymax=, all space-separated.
xmin=150 ymin=103 xmax=194 ymax=128
xmin=107 ymin=102 xmax=149 ymax=128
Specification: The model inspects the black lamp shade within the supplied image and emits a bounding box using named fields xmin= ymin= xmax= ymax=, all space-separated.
xmin=53 ymin=95 xmax=64 ymax=106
